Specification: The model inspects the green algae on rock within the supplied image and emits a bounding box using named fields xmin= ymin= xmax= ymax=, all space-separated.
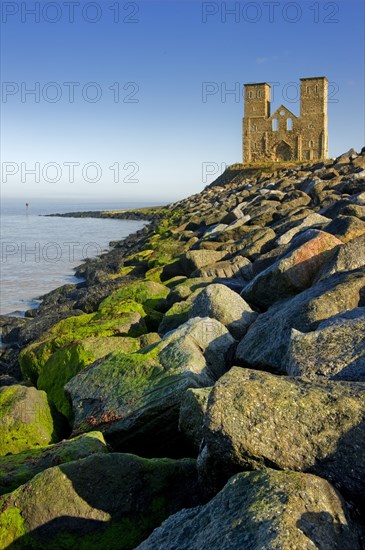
xmin=0 ymin=431 xmax=107 ymax=495
xmin=28 ymin=337 xmax=141 ymax=421
xmin=19 ymin=311 xmax=147 ymax=383
xmin=0 ymin=385 xmax=55 ymax=456
xmin=65 ymin=318 xmax=235 ymax=455
xmin=0 ymin=453 xmax=200 ymax=550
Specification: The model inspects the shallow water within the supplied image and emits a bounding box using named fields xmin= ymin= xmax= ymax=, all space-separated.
xmin=0 ymin=199 xmax=160 ymax=316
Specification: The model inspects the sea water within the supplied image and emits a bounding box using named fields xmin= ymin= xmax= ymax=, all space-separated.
xmin=0 ymin=198 xmax=161 ymax=316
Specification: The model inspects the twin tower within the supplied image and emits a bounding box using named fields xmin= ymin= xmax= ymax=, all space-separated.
xmin=242 ymin=77 xmax=328 ymax=164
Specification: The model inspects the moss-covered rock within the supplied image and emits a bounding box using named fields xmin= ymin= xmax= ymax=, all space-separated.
xmin=166 ymin=277 xmax=213 ymax=307
xmin=136 ymin=469 xmax=360 ymax=550
xmin=94 ymin=298 xmax=146 ymax=320
xmin=157 ymin=299 xmax=192 ymax=335
xmin=0 ymin=431 xmax=107 ymax=495
xmin=22 ymin=336 xmax=141 ymax=421
xmin=20 ymin=313 xmax=146 ymax=383
xmin=96 ymin=280 xmax=169 ymax=331
xmin=0 ymin=453 xmax=200 ymax=550
xmin=199 ymin=367 xmax=365 ymax=508
xmin=97 ymin=280 xmax=169 ymax=313
xmin=65 ymin=318 xmax=235 ymax=455
xmin=146 ymin=238 xmax=187 ymax=268
xmin=0 ymin=385 xmax=55 ymax=456
xmin=144 ymin=265 xmax=165 ymax=282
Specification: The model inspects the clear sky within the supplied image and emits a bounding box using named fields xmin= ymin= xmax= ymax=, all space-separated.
xmin=1 ymin=0 xmax=364 ymax=202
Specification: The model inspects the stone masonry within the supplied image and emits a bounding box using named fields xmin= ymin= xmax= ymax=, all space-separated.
xmin=242 ymin=77 xmax=328 ymax=163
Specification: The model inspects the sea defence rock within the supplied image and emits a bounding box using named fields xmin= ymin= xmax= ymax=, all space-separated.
xmin=241 ymin=230 xmax=343 ymax=308
xmin=317 ymin=233 xmax=365 ymax=280
xmin=165 ymin=277 xmax=213 ymax=307
xmin=20 ymin=312 xmax=147 ymax=384
xmin=0 ymin=385 xmax=55 ymax=456
xmin=136 ymin=469 xmax=360 ymax=550
xmin=275 ymin=212 xmax=330 ymax=245
xmin=66 ymin=318 xmax=235 ymax=455
xmin=199 ymin=367 xmax=365 ymax=507
xmin=22 ymin=336 xmax=140 ymax=421
xmin=188 ymin=284 xmax=258 ymax=339
xmin=96 ymin=280 xmax=169 ymax=330
xmin=0 ymin=453 xmax=200 ymax=550
xmin=192 ymin=255 xmax=253 ymax=280
xmin=235 ymin=268 xmax=365 ymax=372
xmin=0 ymin=431 xmax=107 ymax=495
xmin=180 ymin=250 xmax=227 ymax=275
xmin=287 ymin=308 xmax=365 ymax=380
xmin=216 ymin=226 xmax=276 ymax=260
xmin=323 ymin=215 xmax=365 ymax=243
xmin=3 ymin=153 xmax=365 ymax=547
xmin=179 ymin=387 xmax=211 ymax=451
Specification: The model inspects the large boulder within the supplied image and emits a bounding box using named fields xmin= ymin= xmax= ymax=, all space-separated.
xmin=0 ymin=431 xmax=107 ymax=495
xmin=0 ymin=453 xmax=200 ymax=550
xmin=188 ymin=284 xmax=257 ymax=339
xmin=199 ymin=367 xmax=365 ymax=508
xmin=37 ymin=337 xmax=141 ymax=421
xmin=166 ymin=277 xmax=213 ymax=307
xmin=136 ymin=469 xmax=360 ymax=550
xmin=181 ymin=250 xmax=227 ymax=275
xmin=235 ymin=268 xmax=365 ymax=372
xmin=217 ymin=226 xmax=276 ymax=260
xmin=241 ymin=230 xmax=342 ymax=308
xmin=96 ymin=280 xmax=169 ymax=330
xmin=20 ymin=312 xmax=147 ymax=384
xmin=0 ymin=385 xmax=55 ymax=456
xmin=287 ymin=308 xmax=365 ymax=380
xmin=191 ymin=255 xmax=252 ymax=280
xmin=317 ymin=233 xmax=365 ymax=280
xmin=275 ymin=212 xmax=330 ymax=246
xmin=324 ymin=215 xmax=365 ymax=243
xmin=66 ymin=318 xmax=235 ymax=455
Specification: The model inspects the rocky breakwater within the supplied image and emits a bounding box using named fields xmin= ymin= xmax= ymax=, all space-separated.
xmin=1 ymin=148 xmax=365 ymax=548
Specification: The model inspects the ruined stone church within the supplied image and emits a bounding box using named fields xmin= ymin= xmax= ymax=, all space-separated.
xmin=242 ymin=77 xmax=328 ymax=163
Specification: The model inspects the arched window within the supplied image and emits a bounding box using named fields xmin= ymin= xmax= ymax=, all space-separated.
xmin=287 ymin=118 xmax=293 ymax=131
xmin=309 ymin=140 xmax=314 ymax=148
xmin=257 ymin=90 xmax=261 ymax=98
xmin=306 ymin=85 xmax=310 ymax=94
xmin=248 ymin=91 xmax=253 ymax=99
xmin=272 ymin=119 xmax=278 ymax=131
xmin=315 ymin=85 xmax=318 ymax=94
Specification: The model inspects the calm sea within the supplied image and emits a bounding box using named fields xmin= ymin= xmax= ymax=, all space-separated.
xmin=0 ymin=198 xmax=163 ymax=316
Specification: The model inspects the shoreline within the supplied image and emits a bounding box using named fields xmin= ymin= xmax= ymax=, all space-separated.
xmin=1 ymin=152 xmax=365 ymax=546
xmin=43 ymin=204 xmax=167 ymax=221
xmin=0 ymin=208 xmax=159 ymax=319
xmin=0 ymin=203 xmax=173 ymax=378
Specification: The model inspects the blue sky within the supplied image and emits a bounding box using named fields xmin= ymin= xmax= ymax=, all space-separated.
xmin=1 ymin=0 xmax=364 ymax=202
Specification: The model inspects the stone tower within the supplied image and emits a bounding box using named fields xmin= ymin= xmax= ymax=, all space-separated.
xmin=242 ymin=76 xmax=328 ymax=164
